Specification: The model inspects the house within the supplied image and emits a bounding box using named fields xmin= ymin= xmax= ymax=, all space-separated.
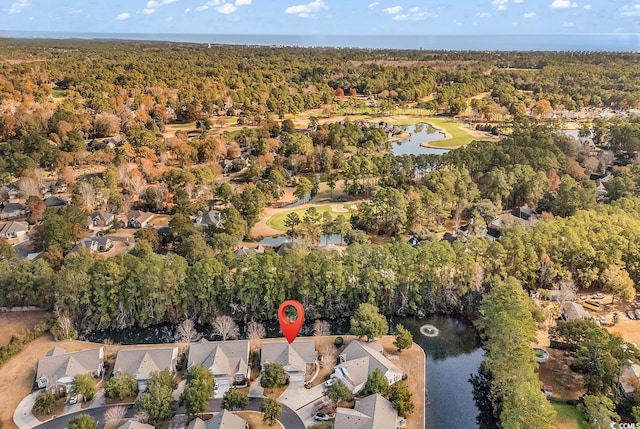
xmin=44 ymin=196 xmax=70 ymax=209
xmin=260 ymin=339 xmax=317 ymax=382
xmin=0 ymin=202 xmax=27 ymax=220
xmin=2 ymin=183 xmax=20 ymax=202
xmin=333 ymin=340 xmax=403 ymax=394
xmin=187 ymin=339 xmax=250 ymax=389
xmin=234 ymin=245 xmax=265 ymax=257
xmin=486 ymin=218 xmax=504 ymax=241
xmin=117 ymin=422 xmax=154 ymax=429
xmin=113 ymin=347 xmax=178 ymax=391
xmin=90 ymin=211 xmax=115 ymax=228
xmin=619 ymin=364 xmax=640 ymax=397
xmin=188 ymin=411 xmax=249 ymax=429
xmin=195 ymin=210 xmax=223 ymax=228
xmin=126 ymin=211 xmax=154 ymax=229
xmin=36 ymin=347 xmax=104 ymax=393
xmin=561 ymin=302 xmax=591 ymax=321
xmin=512 ymin=206 xmax=536 ymax=221
xmin=0 ymin=221 xmax=28 ymax=239
xmin=334 ymin=394 xmax=402 ymax=429
xmin=76 ymin=237 xmax=114 ymax=253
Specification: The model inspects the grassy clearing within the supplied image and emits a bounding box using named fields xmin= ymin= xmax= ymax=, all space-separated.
xmin=553 ymin=403 xmax=588 ymax=429
xmin=52 ymin=89 xmax=66 ymax=99
xmin=266 ymin=204 xmax=352 ymax=231
xmin=391 ymin=116 xmax=476 ymax=148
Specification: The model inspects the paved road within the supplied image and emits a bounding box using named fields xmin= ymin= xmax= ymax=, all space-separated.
xmin=33 ymin=398 xmax=303 ymax=429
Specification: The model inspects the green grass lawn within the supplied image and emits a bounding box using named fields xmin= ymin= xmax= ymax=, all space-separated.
xmin=391 ymin=116 xmax=476 ymax=148
xmin=52 ymin=89 xmax=66 ymax=99
xmin=266 ymin=204 xmax=353 ymax=231
xmin=553 ymin=403 xmax=588 ymax=429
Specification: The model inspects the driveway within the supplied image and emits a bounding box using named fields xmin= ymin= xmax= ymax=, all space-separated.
xmin=278 ymin=382 xmax=329 ymax=426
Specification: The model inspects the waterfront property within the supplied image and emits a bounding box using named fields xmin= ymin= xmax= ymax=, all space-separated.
xmin=36 ymin=347 xmax=104 ymax=392
xmin=187 ymin=339 xmax=250 ymax=388
xmin=113 ymin=347 xmax=178 ymax=391
xmin=260 ymin=339 xmax=317 ymax=382
xmin=188 ymin=411 xmax=249 ymax=429
xmin=334 ymin=393 xmax=403 ymax=429
xmin=333 ymin=340 xmax=402 ymax=394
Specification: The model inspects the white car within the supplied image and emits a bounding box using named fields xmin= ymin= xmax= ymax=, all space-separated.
xmin=592 ymin=293 xmax=605 ymax=299
xmin=68 ymin=394 xmax=78 ymax=405
xmin=324 ymin=377 xmax=337 ymax=387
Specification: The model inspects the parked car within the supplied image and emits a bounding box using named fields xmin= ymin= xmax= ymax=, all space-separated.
xmin=592 ymin=293 xmax=605 ymax=299
xmin=314 ymin=413 xmax=331 ymax=421
xmin=68 ymin=394 xmax=78 ymax=405
xmin=627 ymin=311 xmax=636 ymax=320
xmin=324 ymin=377 xmax=337 ymax=387
xmin=634 ymin=309 xmax=640 ymax=319
xmin=597 ymin=316 xmax=607 ymax=326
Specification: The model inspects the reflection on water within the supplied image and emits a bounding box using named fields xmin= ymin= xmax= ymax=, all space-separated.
xmin=391 ymin=123 xmax=449 ymax=156
xmin=398 ymin=315 xmax=484 ymax=429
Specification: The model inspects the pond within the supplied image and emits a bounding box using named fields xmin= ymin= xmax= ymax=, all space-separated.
xmin=391 ymin=123 xmax=450 ymax=156
xmin=396 ymin=315 xmax=484 ymax=429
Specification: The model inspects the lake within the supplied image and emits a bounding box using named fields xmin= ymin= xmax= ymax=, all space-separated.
xmin=396 ymin=315 xmax=484 ymax=429
xmin=391 ymin=123 xmax=449 ymax=156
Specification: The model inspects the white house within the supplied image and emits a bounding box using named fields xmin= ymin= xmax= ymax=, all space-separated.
xmin=333 ymin=340 xmax=403 ymax=394
xmin=36 ymin=347 xmax=104 ymax=393
xmin=0 ymin=221 xmax=28 ymax=239
xmin=334 ymin=394 xmax=403 ymax=429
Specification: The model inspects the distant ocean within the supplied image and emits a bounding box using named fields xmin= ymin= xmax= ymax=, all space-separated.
xmin=1 ymin=31 xmax=639 ymax=52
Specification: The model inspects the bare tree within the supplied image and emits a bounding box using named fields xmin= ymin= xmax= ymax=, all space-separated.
xmin=247 ymin=321 xmax=266 ymax=351
xmin=117 ymin=164 xmax=130 ymax=188
xmin=212 ymin=315 xmax=239 ymax=341
xmin=128 ymin=173 xmax=147 ymax=199
xmin=56 ymin=315 xmax=75 ymax=340
xmin=318 ymin=343 xmax=338 ymax=372
xmin=133 ymin=410 xmax=149 ymax=424
xmin=33 ymin=168 xmax=46 ymax=189
xmin=313 ymin=320 xmax=331 ymax=337
xmin=94 ymin=112 xmax=121 ymax=137
xmin=77 ymin=181 xmax=97 ymax=210
xmin=103 ymin=406 xmax=127 ymax=429
xmin=17 ymin=177 xmax=40 ymax=198
xmin=177 ymin=318 xmax=201 ymax=344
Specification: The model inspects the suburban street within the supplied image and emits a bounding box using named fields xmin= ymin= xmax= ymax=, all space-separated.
xmin=32 ymin=398 xmax=304 ymax=429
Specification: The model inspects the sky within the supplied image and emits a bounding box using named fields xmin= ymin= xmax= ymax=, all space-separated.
xmin=0 ymin=0 xmax=639 ymax=36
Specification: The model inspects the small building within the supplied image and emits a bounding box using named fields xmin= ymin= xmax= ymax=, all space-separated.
xmin=2 ymin=183 xmax=20 ymax=201
xmin=126 ymin=211 xmax=154 ymax=229
xmin=90 ymin=211 xmax=115 ymax=228
xmin=260 ymin=339 xmax=317 ymax=382
xmin=561 ymin=302 xmax=591 ymax=321
xmin=0 ymin=221 xmax=28 ymax=239
xmin=188 ymin=411 xmax=249 ymax=429
xmin=0 ymin=202 xmax=27 ymax=220
xmin=620 ymin=364 xmax=640 ymax=397
xmin=334 ymin=394 xmax=402 ymax=429
xmin=333 ymin=340 xmax=403 ymax=394
xmin=187 ymin=339 xmax=250 ymax=389
xmin=512 ymin=206 xmax=537 ymax=221
xmin=234 ymin=245 xmax=265 ymax=257
xmin=195 ymin=210 xmax=223 ymax=228
xmin=36 ymin=347 xmax=105 ymax=392
xmin=76 ymin=237 xmax=114 ymax=253
xmin=113 ymin=347 xmax=178 ymax=391
xmin=44 ymin=196 xmax=70 ymax=209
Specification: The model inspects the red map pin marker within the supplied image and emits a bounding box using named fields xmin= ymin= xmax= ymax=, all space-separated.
xmin=278 ymin=300 xmax=305 ymax=344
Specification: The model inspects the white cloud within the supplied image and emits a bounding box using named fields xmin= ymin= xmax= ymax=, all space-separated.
xmin=207 ymin=0 xmax=220 ymax=4
xmin=492 ymin=0 xmax=508 ymax=10
xmin=8 ymin=0 xmax=30 ymax=14
xmin=583 ymin=4 xmax=591 ymax=10
xmin=116 ymin=12 xmax=130 ymax=20
xmin=384 ymin=5 xmax=403 ymax=14
xmin=284 ymin=0 xmax=328 ymax=18
xmin=65 ymin=8 xmax=82 ymax=14
xmin=184 ymin=7 xmax=191 ymax=12
xmin=147 ymin=0 xmax=159 ymax=7
xmin=195 ymin=5 xmax=208 ymax=11
xmin=562 ymin=21 xmax=574 ymax=26
xmin=550 ymin=0 xmax=577 ymax=8
xmin=513 ymin=0 xmax=524 ymax=3
xmin=523 ymin=12 xmax=535 ymax=18
xmin=143 ymin=8 xmax=155 ymax=14
xmin=163 ymin=0 xmax=178 ymax=4
xmin=620 ymin=4 xmax=640 ymax=16
xmin=477 ymin=12 xmax=491 ymax=17
xmin=217 ymin=3 xmax=237 ymax=13
xmin=166 ymin=16 xmax=174 ymax=21
xmin=236 ymin=0 xmax=252 ymax=4
xmin=368 ymin=2 xmax=379 ymax=8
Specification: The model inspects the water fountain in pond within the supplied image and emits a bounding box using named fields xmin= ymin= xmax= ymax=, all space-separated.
xmin=420 ymin=324 xmax=440 ymax=337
